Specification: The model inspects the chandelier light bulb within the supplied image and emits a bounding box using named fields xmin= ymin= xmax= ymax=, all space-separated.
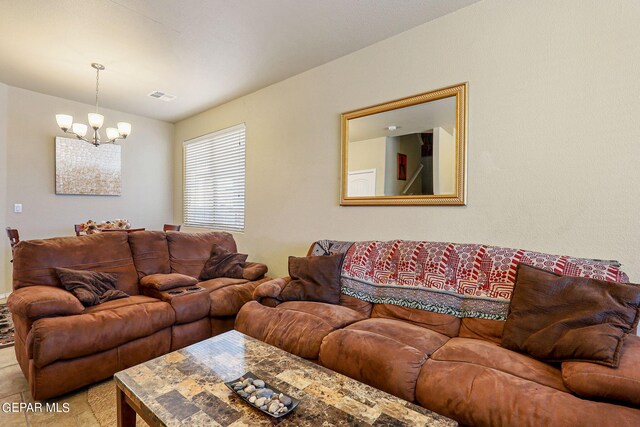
xmin=117 ymin=122 xmax=132 ymax=137
xmin=88 ymin=113 xmax=104 ymax=130
xmin=106 ymin=127 xmax=120 ymax=141
xmin=72 ymin=123 xmax=88 ymax=137
xmin=55 ymin=114 xmax=73 ymax=131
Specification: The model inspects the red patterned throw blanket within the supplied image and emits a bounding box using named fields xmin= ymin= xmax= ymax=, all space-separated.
xmin=310 ymin=240 xmax=629 ymax=320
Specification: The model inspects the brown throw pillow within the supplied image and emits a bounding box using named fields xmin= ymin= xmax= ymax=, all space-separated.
xmin=140 ymin=273 xmax=198 ymax=291
xmin=502 ymin=264 xmax=640 ymax=367
xmin=279 ymin=254 xmax=343 ymax=304
xmin=55 ymin=267 xmax=129 ymax=307
xmin=199 ymin=245 xmax=248 ymax=281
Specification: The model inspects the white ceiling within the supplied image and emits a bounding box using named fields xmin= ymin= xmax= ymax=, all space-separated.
xmin=0 ymin=0 xmax=479 ymax=123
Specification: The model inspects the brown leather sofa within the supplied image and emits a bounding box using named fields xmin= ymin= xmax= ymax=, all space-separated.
xmin=7 ymin=230 xmax=269 ymax=400
xmin=236 ymin=240 xmax=640 ymax=427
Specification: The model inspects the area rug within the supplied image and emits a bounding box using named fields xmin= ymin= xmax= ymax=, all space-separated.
xmin=88 ymin=379 xmax=148 ymax=427
xmin=0 ymin=303 xmax=15 ymax=349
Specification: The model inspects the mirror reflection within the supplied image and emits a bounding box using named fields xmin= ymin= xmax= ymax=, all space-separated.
xmin=341 ymin=83 xmax=467 ymax=206
xmin=347 ymin=96 xmax=456 ymax=197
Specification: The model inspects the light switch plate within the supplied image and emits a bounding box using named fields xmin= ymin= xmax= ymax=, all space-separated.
xmin=14 ymin=203 xmax=22 ymax=213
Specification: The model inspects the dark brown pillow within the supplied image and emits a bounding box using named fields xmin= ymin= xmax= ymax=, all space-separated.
xmin=199 ymin=245 xmax=248 ymax=280
xmin=55 ymin=267 xmax=129 ymax=307
xmin=279 ymin=254 xmax=343 ymax=304
xmin=502 ymin=264 xmax=640 ymax=367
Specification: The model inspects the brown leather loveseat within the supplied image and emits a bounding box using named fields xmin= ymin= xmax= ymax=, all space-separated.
xmin=236 ymin=239 xmax=640 ymax=427
xmin=8 ymin=230 xmax=269 ymax=400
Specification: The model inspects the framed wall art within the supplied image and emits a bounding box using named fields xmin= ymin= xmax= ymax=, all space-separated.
xmin=55 ymin=137 xmax=121 ymax=196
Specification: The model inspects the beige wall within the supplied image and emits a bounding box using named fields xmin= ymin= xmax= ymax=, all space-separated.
xmin=433 ymin=127 xmax=455 ymax=194
xmin=174 ymin=0 xmax=640 ymax=282
xmin=1 ymin=86 xmax=174 ymax=293
xmin=0 ymin=83 xmax=8 ymax=295
xmin=348 ymin=137 xmax=386 ymax=195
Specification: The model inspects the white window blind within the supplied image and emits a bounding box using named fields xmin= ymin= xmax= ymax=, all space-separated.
xmin=183 ymin=124 xmax=246 ymax=231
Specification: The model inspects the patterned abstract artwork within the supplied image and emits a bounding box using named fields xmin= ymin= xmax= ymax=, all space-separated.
xmin=55 ymin=137 xmax=121 ymax=195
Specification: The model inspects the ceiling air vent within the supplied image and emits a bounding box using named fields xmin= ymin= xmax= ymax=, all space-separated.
xmin=148 ymin=91 xmax=177 ymax=102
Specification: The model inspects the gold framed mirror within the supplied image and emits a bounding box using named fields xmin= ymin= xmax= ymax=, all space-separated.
xmin=341 ymin=83 xmax=467 ymax=206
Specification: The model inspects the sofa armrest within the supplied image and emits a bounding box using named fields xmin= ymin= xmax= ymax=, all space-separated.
xmin=139 ymin=273 xmax=198 ymax=291
xmin=252 ymin=276 xmax=291 ymax=304
xmin=7 ymin=286 xmax=84 ymax=320
xmin=243 ymin=262 xmax=268 ymax=281
xmin=562 ymin=335 xmax=640 ymax=406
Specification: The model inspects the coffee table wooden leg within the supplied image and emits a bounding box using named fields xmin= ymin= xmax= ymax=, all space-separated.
xmin=117 ymin=386 xmax=136 ymax=427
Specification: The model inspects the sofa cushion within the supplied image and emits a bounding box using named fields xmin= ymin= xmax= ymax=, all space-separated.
xmin=458 ymin=318 xmax=504 ymax=343
xmin=415 ymin=358 xmax=640 ymax=427
xmin=319 ymin=318 xmax=449 ymax=402
xmin=166 ymin=231 xmax=237 ymax=278
xmin=277 ymin=301 xmax=367 ymax=329
xmin=235 ymin=301 xmax=364 ymax=359
xmin=84 ymin=295 xmax=160 ymax=313
xmin=141 ymin=286 xmax=210 ymax=324
xmin=12 ymin=233 xmax=140 ymax=295
xmin=31 ymin=296 xmax=174 ymax=368
xmin=502 ymin=264 xmax=640 ymax=367
xmin=562 ymin=335 xmax=640 ymax=406
xmin=280 ymin=254 xmax=343 ymax=304
xmin=128 ymin=231 xmax=171 ymax=278
xmin=431 ymin=337 xmax=568 ymax=392
xmin=140 ymin=273 xmax=198 ymax=291
xmin=199 ymin=245 xmax=247 ymax=280
xmin=371 ymin=304 xmax=460 ymax=338
xmin=339 ymin=294 xmax=373 ymax=317
xmin=198 ymin=277 xmax=249 ymax=292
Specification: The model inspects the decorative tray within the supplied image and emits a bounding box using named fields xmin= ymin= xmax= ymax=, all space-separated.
xmin=224 ymin=372 xmax=299 ymax=418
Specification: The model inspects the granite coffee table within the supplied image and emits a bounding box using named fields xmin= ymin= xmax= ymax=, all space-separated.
xmin=114 ymin=330 xmax=456 ymax=426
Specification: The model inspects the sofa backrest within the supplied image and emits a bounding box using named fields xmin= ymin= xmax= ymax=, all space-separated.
xmin=310 ymin=239 xmax=630 ymax=338
xmin=12 ymin=233 xmax=140 ymax=295
xmin=166 ymin=230 xmax=237 ymax=278
xmin=128 ymin=231 xmax=171 ymax=278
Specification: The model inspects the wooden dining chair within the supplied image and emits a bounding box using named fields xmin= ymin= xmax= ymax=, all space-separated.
xmin=6 ymin=227 xmax=19 ymax=249
xmin=163 ymin=224 xmax=181 ymax=232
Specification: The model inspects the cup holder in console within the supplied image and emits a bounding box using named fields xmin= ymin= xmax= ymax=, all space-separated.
xmin=187 ymin=286 xmax=203 ymax=292
xmin=168 ymin=290 xmax=184 ymax=295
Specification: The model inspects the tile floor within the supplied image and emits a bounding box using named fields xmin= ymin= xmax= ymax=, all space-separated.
xmin=0 ymin=346 xmax=101 ymax=426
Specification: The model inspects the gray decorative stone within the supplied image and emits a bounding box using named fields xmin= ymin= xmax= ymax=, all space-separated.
xmin=255 ymin=388 xmax=274 ymax=399
xmin=268 ymin=401 xmax=280 ymax=414
xmin=254 ymin=397 xmax=266 ymax=407
xmin=280 ymin=395 xmax=292 ymax=406
xmin=238 ymin=391 xmax=248 ymax=398
xmin=253 ymin=379 xmax=265 ymax=388
xmin=242 ymin=378 xmax=253 ymax=386
xmin=244 ymin=385 xmax=256 ymax=393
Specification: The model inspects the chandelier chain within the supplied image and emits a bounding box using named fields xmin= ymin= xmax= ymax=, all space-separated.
xmin=95 ymin=67 xmax=100 ymax=112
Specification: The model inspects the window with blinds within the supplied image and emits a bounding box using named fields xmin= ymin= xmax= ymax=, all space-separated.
xmin=183 ymin=124 xmax=246 ymax=231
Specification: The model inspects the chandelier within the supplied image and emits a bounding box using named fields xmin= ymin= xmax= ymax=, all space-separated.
xmin=56 ymin=63 xmax=131 ymax=146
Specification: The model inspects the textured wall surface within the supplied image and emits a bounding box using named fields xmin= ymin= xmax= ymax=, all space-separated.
xmin=1 ymin=87 xmax=174 ymax=293
xmin=173 ymin=0 xmax=640 ymax=282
